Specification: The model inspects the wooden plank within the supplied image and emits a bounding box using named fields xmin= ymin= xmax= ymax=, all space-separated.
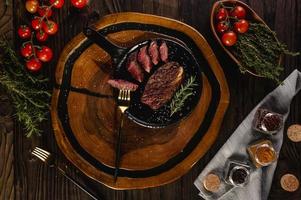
xmin=0 ymin=95 xmax=14 ymax=200
xmin=0 ymin=0 xmax=14 ymax=199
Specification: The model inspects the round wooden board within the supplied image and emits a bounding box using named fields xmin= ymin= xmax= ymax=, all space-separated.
xmin=51 ymin=12 xmax=230 ymax=190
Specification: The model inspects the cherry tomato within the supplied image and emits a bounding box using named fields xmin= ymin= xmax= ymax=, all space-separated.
xmin=234 ymin=19 xmax=249 ymax=33
xmin=20 ymin=43 xmax=33 ymax=58
xmin=38 ymin=6 xmax=53 ymax=18
xmin=18 ymin=25 xmax=31 ymax=39
xmin=216 ymin=8 xmax=228 ymax=21
xmin=26 ymin=58 xmax=42 ymax=72
xmin=37 ymin=46 xmax=53 ymax=62
xmin=71 ymin=0 xmax=88 ymax=8
xmin=36 ymin=30 xmax=49 ymax=42
xmin=42 ymin=20 xmax=58 ymax=35
xmin=31 ymin=18 xmax=42 ymax=30
xmin=49 ymin=0 xmax=64 ymax=8
xmin=25 ymin=0 xmax=39 ymax=14
xmin=230 ymin=6 xmax=246 ymax=19
xmin=216 ymin=21 xmax=229 ymax=34
xmin=222 ymin=31 xmax=237 ymax=46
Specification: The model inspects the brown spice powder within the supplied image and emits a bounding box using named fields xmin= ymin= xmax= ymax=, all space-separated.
xmin=255 ymin=146 xmax=276 ymax=164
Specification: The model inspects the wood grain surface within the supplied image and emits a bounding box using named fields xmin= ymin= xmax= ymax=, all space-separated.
xmin=0 ymin=1 xmax=14 ymax=200
xmin=4 ymin=0 xmax=301 ymax=199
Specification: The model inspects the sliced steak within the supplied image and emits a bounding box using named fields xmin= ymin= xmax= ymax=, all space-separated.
xmin=141 ymin=61 xmax=184 ymax=110
xmin=159 ymin=41 xmax=168 ymax=63
xmin=107 ymin=79 xmax=138 ymax=91
xmin=127 ymin=51 xmax=144 ymax=82
xmin=148 ymin=40 xmax=160 ymax=65
xmin=137 ymin=45 xmax=153 ymax=73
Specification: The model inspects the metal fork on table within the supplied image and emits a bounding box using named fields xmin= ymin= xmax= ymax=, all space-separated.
xmin=114 ymin=89 xmax=131 ymax=182
xmin=31 ymin=147 xmax=100 ymax=200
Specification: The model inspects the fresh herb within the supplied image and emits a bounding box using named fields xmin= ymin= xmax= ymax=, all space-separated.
xmin=232 ymin=22 xmax=299 ymax=83
xmin=0 ymin=38 xmax=51 ymax=137
xmin=169 ymin=76 xmax=197 ymax=117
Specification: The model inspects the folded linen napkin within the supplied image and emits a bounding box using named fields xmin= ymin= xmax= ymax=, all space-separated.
xmin=194 ymin=70 xmax=301 ymax=200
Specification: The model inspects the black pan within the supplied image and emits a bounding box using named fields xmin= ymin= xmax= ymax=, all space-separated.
xmin=83 ymin=27 xmax=202 ymax=128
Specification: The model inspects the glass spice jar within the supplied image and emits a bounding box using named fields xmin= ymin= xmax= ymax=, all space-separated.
xmin=247 ymin=139 xmax=277 ymax=168
xmin=254 ymin=143 xmax=277 ymax=166
xmin=224 ymin=160 xmax=251 ymax=187
xmin=252 ymin=108 xmax=283 ymax=135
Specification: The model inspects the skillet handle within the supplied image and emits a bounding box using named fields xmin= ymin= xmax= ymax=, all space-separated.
xmin=83 ymin=27 xmax=127 ymax=63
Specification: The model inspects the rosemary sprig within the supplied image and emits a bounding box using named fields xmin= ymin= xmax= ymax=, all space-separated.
xmin=232 ymin=22 xmax=299 ymax=83
xmin=0 ymin=38 xmax=51 ymax=137
xmin=169 ymin=76 xmax=197 ymax=117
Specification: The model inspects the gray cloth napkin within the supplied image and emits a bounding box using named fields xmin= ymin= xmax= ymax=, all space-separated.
xmin=194 ymin=70 xmax=301 ymax=200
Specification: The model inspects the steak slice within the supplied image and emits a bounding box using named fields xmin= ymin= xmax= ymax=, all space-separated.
xmin=107 ymin=79 xmax=138 ymax=91
xmin=138 ymin=45 xmax=153 ymax=73
xmin=127 ymin=51 xmax=144 ymax=82
xmin=141 ymin=61 xmax=184 ymax=110
xmin=159 ymin=41 xmax=168 ymax=63
xmin=148 ymin=40 xmax=160 ymax=65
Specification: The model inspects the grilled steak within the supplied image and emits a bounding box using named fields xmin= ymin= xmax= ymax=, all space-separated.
xmin=138 ymin=45 xmax=153 ymax=73
xmin=159 ymin=41 xmax=168 ymax=63
xmin=141 ymin=61 xmax=184 ymax=110
xmin=107 ymin=79 xmax=138 ymax=91
xmin=148 ymin=40 xmax=160 ymax=65
xmin=127 ymin=51 xmax=144 ymax=82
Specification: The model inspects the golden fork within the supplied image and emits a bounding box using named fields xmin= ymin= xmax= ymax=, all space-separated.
xmin=31 ymin=147 xmax=100 ymax=200
xmin=114 ymin=89 xmax=131 ymax=182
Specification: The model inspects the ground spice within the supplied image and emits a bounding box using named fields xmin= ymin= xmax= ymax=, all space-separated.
xmin=255 ymin=145 xmax=276 ymax=165
xmin=253 ymin=108 xmax=283 ymax=134
xmin=231 ymin=168 xmax=248 ymax=185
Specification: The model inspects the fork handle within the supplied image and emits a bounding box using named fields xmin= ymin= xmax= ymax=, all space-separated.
xmin=57 ymin=166 xmax=100 ymax=200
xmin=114 ymin=113 xmax=124 ymax=182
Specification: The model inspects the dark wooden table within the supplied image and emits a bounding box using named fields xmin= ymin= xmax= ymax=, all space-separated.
xmin=0 ymin=0 xmax=300 ymax=199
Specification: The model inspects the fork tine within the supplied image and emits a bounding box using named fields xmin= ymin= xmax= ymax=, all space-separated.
xmin=34 ymin=148 xmax=50 ymax=158
xmin=33 ymin=148 xmax=49 ymax=160
xmin=127 ymin=90 xmax=130 ymax=100
xmin=32 ymin=151 xmax=47 ymax=162
xmin=36 ymin=147 xmax=51 ymax=156
xmin=118 ymin=90 xmax=121 ymax=100
xmin=121 ymin=90 xmax=125 ymax=100
xmin=32 ymin=149 xmax=48 ymax=159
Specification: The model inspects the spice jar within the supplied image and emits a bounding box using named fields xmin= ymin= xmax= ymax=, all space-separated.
xmin=224 ymin=160 xmax=251 ymax=187
xmin=253 ymin=108 xmax=283 ymax=135
xmin=247 ymin=139 xmax=277 ymax=168
xmin=254 ymin=144 xmax=277 ymax=166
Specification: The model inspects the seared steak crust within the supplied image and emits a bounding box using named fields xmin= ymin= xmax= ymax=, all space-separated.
xmin=141 ymin=61 xmax=184 ymax=110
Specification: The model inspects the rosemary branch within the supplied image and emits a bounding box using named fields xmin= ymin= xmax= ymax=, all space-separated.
xmin=169 ymin=76 xmax=197 ymax=117
xmin=0 ymin=38 xmax=51 ymax=137
xmin=232 ymin=22 xmax=299 ymax=83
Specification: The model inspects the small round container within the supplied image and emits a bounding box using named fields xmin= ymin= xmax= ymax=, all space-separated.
xmin=254 ymin=144 xmax=277 ymax=166
xmin=228 ymin=166 xmax=250 ymax=187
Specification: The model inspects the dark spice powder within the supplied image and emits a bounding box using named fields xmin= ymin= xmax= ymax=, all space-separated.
xmin=231 ymin=168 xmax=248 ymax=184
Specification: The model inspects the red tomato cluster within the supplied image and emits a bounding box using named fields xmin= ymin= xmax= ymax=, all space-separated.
xmin=18 ymin=0 xmax=88 ymax=72
xmin=215 ymin=5 xmax=249 ymax=47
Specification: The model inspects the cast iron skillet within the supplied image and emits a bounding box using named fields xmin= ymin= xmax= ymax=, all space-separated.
xmin=83 ymin=26 xmax=202 ymax=128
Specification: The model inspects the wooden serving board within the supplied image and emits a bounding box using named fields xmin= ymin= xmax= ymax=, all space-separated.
xmin=51 ymin=12 xmax=230 ymax=190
